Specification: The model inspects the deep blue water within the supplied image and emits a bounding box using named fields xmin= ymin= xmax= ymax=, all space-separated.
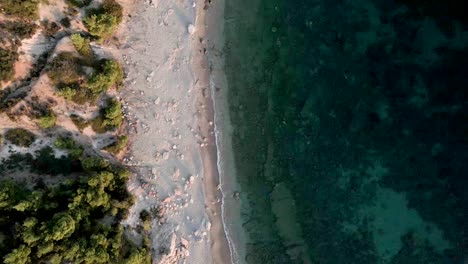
xmin=224 ymin=0 xmax=467 ymax=263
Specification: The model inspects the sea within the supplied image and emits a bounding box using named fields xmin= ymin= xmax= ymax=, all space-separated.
xmin=222 ymin=0 xmax=467 ymax=263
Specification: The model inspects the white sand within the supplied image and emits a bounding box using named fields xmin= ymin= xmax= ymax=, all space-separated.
xmin=119 ymin=0 xmax=232 ymax=263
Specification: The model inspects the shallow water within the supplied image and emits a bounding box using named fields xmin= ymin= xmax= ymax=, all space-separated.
xmin=224 ymin=0 xmax=467 ymax=263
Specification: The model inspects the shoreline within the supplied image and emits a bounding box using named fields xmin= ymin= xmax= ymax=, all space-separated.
xmin=199 ymin=0 xmax=249 ymax=263
xmin=191 ymin=0 xmax=236 ymax=263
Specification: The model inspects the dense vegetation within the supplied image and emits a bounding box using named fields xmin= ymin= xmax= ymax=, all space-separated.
xmin=0 ymin=48 xmax=19 ymax=82
xmin=4 ymin=128 xmax=36 ymax=147
xmin=0 ymin=151 xmax=151 ymax=264
xmin=0 ymin=0 xmax=39 ymax=20
xmin=0 ymin=21 xmax=38 ymax=40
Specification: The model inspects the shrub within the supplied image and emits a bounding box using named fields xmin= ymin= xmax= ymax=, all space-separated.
xmin=91 ymin=115 xmax=106 ymax=134
xmin=0 ymin=0 xmax=39 ymax=20
xmin=70 ymin=114 xmax=89 ymax=131
xmin=3 ymin=245 xmax=31 ymax=264
xmin=139 ymin=210 xmax=152 ymax=232
xmin=0 ymin=48 xmax=19 ymax=82
xmin=102 ymin=98 xmax=123 ymax=129
xmin=32 ymin=147 xmax=80 ymax=175
xmin=70 ymin=34 xmax=94 ymax=62
xmin=102 ymin=0 xmax=123 ymax=24
xmin=54 ymin=137 xmax=84 ymax=158
xmin=37 ymin=111 xmax=57 ymax=129
xmin=41 ymin=20 xmax=60 ymax=37
xmin=84 ymin=0 xmax=123 ymax=39
xmin=60 ymin=17 xmax=71 ymax=28
xmin=91 ymin=98 xmax=123 ymax=133
xmin=103 ymin=135 xmax=128 ymax=154
xmin=56 ymin=86 xmax=77 ymax=100
xmin=4 ymin=128 xmax=36 ymax=147
xmin=47 ymin=53 xmax=84 ymax=86
xmin=66 ymin=0 xmax=91 ymax=8
xmin=88 ymin=59 xmax=123 ymax=94
xmin=0 ymin=21 xmax=38 ymax=39
xmin=84 ymin=13 xmax=118 ymax=39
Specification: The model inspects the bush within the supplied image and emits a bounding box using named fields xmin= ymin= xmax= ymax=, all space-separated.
xmin=91 ymin=98 xmax=123 ymax=133
xmin=56 ymin=86 xmax=77 ymax=100
xmin=103 ymin=135 xmax=128 ymax=154
xmin=66 ymin=0 xmax=91 ymax=8
xmin=37 ymin=111 xmax=56 ymax=129
xmin=41 ymin=20 xmax=60 ymax=37
xmin=0 ymin=21 xmax=38 ymax=39
xmin=4 ymin=128 xmax=36 ymax=147
xmin=88 ymin=59 xmax=123 ymax=94
xmin=84 ymin=13 xmax=118 ymax=39
xmin=0 ymin=48 xmax=19 ymax=82
xmin=70 ymin=114 xmax=89 ymax=131
xmin=70 ymin=33 xmax=94 ymax=63
xmin=32 ymin=147 xmax=80 ymax=175
xmin=91 ymin=115 xmax=107 ymax=134
xmin=0 ymin=0 xmax=40 ymax=20
xmin=60 ymin=17 xmax=71 ymax=28
xmin=102 ymin=0 xmax=123 ymax=24
xmin=139 ymin=210 xmax=152 ymax=232
xmin=84 ymin=0 xmax=123 ymax=39
xmin=103 ymin=99 xmax=123 ymax=128
xmin=47 ymin=53 xmax=84 ymax=86
xmin=54 ymin=137 xmax=84 ymax=158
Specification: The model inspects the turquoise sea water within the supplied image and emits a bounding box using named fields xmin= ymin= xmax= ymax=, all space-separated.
xmin=224 ymin=0 xmax=467 ymax=263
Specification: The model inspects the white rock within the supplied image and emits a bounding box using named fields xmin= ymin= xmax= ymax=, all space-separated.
xmin=187 ymin=24 xmax=196 ymax=35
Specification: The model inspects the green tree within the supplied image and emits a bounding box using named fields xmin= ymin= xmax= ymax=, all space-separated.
xmin=0 ymin=180 xmax=21 ymax=209
xmin=103 ymin=98 xmax=123 ymax=128
xmin=87 ymin=59 xmax=123 ymax=94
xmin=88 ymin=171 xmax=114 ymax=189
xmin=84 ymin=13 xmax=118 ymax=39
xmin=3 ymin=245 xmax=31 ymax=264
xmin=36 ymin=241 xmax=54 ymax=258
xmin=50 ymin=213 xmax=76 ymax=241
xmin=70 ymin=34 xmax=93 ymax=58
xmin=20 ymin=217 xmax=41 ymax=245
xmin=123 ymin=248 xmax=151 ymax=264
xmin=13 ymin=190 xmax=43 ymax=212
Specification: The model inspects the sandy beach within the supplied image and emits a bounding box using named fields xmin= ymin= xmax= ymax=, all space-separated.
xmin=118 ymin=0 xmax=236 ymax=263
